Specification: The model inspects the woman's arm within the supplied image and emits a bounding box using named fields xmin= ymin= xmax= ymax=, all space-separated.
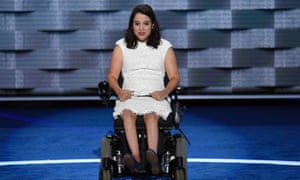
xmin=107 ymin=45 xmax=133 ymax=101
xmin=150 ymin=47 xmax=180 ymax=100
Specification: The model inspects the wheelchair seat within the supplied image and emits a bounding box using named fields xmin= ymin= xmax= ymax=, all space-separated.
xmin=114 ymin=114 xmax=175 ymax=130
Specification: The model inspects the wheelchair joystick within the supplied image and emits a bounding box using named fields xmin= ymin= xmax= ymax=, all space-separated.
xmin=98 ymin=81 xmax=112 ymax=106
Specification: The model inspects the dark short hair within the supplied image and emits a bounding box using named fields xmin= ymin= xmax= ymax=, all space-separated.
xmin=125 ymin=4 xmax=161 ymax=49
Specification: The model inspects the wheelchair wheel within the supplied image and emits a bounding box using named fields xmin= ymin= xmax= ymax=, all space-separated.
xmin=174 ymin=169 xmax=185 ymax=180
xmin=101 ymin=137 xmax=112 ymax=159
xmin=100 ymin=169 xmax=111 ymax=180
xmin=99 ymin=137 xmax=113 ymax=180
xmin=175 ymin=136 xmax=187 ymax=179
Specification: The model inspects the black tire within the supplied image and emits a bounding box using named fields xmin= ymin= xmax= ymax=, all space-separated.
xmin=174 ymin=169 xmax=185 ymax=180
xmin=99 ymin=137 xmax=113 ymax=180
xmin=101 ymin=137 xmax=112 ymax=159
xmin=100 ymin=169 xmax=112 ymax=180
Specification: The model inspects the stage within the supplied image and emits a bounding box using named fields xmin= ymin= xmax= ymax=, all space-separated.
xmin=1 ymin=99 xmax=300 ymax=179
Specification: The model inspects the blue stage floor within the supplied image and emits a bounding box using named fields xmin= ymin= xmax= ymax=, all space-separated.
xmin=1 ymin=99 xmax=300 ymax=179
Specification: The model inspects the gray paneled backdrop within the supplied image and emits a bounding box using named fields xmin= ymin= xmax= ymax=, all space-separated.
xmin=0 ymin=0 xmax=300 ymax=96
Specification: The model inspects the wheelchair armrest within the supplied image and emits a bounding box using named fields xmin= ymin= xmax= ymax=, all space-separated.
xmin=169 ymin=86 xmax=183 ymax=128
xmin=169 ymin=86 xmax=180 ymax=100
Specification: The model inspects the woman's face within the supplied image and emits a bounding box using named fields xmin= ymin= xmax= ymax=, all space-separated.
xmin=132 ymin=13 xmax=153 ymax=42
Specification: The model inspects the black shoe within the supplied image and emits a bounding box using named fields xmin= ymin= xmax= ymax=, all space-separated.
xmin=146 ymin=149 xmax=160 ymax=175
xmin=123 ymin=154 xmax=140 ymax=173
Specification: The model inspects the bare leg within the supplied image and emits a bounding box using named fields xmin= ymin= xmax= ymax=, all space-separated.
xmin=144 ymin=112 xmax=160 ymax=175
xmin=144 ymin=112 xmax=159 ymax=153
xmin=122 ymin=109 xmax=140 ymax=163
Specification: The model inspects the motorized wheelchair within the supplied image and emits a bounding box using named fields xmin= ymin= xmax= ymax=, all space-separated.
xmin=97 ymin=79 xmax=189 ymax=180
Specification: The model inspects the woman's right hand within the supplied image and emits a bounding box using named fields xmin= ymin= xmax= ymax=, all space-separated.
xmin=118 ymin=89 xmax=134 ymax=101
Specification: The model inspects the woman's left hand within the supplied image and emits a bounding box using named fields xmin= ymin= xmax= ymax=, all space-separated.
xmin=150 ymin=91 xmax=167 ymax=101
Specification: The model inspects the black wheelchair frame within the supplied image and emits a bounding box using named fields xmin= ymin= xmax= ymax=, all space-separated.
xmin=98 ymin=81 xmax=189 ymax=180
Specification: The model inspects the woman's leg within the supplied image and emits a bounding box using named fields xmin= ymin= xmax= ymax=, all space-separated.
xmin=122 ymin=109 xmax=140 ymax=163
xmin=144 ymin=112 xmax=159 ymax=153
xmin=144 ymin=112 xmax=160 ymax=175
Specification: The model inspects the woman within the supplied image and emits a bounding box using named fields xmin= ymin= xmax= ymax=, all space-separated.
xmin=107 ymin=4 xmax=180 ymax=175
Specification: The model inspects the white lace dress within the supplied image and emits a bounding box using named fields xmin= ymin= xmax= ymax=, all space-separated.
xmin=113 ymin=38 xmax=172 ymax=120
